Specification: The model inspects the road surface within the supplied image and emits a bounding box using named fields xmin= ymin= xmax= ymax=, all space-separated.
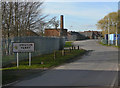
xmin=12 ymin=40 xmax=118 ymax=87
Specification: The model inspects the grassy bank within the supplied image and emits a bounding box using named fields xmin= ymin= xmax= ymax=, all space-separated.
xmin=2 ymin=49 xmax=86 ymax=85
xmin=64 ymin=41 xmax=73 ymax=47
xmin=98 ymin=41 xmax=120 ymax=48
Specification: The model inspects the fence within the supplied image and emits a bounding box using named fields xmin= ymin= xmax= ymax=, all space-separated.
xmin=2 ymin=36 xmax=65 ymax=67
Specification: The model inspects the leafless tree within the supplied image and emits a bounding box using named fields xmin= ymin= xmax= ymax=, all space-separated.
xmin=2 ymin=1 xmax=47 ymax=38
xmin=1 ymin=1 xmax=47 ymax=55
xmin=45 ymin=16 xmax=60 ymax=29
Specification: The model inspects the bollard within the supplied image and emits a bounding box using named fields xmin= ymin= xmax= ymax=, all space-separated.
xmin=74 ymin=46 xmax=75 ymax=50
xmin=78 ymin=46 xmax=79 ymax=50
xmin=72 ymin=46 xmax=74 ymax=50
xmin=54 ymin=50 xmax=56 ymax=60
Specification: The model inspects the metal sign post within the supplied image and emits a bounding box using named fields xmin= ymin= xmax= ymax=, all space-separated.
xmin=29 ymin=52 xmax=31 ymax=66
xmin=17 ymin=52 xmax=19 ymax=67
xmin=13 ymin=43 xmax=34 ymax=67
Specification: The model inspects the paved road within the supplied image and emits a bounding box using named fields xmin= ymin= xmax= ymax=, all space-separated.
xmin=13 ymin=40 xmax=118 ymax=87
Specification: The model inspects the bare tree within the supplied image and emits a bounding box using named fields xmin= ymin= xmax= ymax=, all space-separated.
xmin=1 ymin=1 xmax=47 ymax=55
xmin=45 ymin=16 xmax=59 ymax=29
xmin=2 ymin=1 xmax=47 ymax=37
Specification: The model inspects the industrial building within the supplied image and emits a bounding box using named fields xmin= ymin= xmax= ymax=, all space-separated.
xmin=67 ymin=31 xmax=86 ymax=41
xmin=44 ymin=15 xmax=67 ymax=37
xmin=80 ymin=31 xmax=102 ymax=39
xmin=44 ymin=29 xmax=67 ymax=37
xmin=44 ymin=15 xmax=102 ymax=41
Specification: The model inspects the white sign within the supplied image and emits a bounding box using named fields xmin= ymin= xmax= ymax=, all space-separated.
xmin=13 ymin=43 xmax=34 ymax=53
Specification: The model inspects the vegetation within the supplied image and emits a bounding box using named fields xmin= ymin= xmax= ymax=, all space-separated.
xmin=96 ymin=11 xmax=120 ymax=37
xmin=98 ymin=41 xmax=120 ymax=48
xmin=45 ymin=16 xmax=60 ymax=29
xmin=64 ymin=41 xmax=73 ymax=47
xmin=2 ymin=49 xmax=86 ymax=85
xmin=1 ymin=2 xmax=61 ymax=55
xmin=1 ymin=2 xmax=61 ymax=38
xmin=2 ymin=49 xmax=85 ymax=70
xmin=2 ymin=2 xmax=48 ymax=37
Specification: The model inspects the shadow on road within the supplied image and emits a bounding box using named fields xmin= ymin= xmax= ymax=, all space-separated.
xmin=2 ymin=69 xmax=117 ymax=88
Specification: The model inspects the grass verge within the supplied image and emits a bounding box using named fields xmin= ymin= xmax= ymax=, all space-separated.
xmin=98 ymin=41 xmax=120 ymax=48
xmin=64 ymin=41 xmax=73 ymax=47
xmin=2 ymin=49 xmax=86 ymax=85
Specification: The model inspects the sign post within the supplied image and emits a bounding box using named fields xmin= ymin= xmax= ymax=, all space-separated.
xmin=17 ymin=52 xmax=19 ymax=67
xmin=29 ymin=52 xmax=31 ymax=66
xmin=13 ymin=43 xmax=34 ymax=67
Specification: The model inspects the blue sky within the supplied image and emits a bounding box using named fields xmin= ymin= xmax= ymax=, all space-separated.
xmin=42 ymin=2 xmax=118 ymax=32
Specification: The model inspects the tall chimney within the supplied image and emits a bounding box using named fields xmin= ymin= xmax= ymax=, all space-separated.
xmin=60 ymin=15 xmax=64 ymax=30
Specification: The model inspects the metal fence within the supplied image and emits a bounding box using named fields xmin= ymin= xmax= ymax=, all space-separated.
xmin=2 ymin=36 xmax=65 ymax=67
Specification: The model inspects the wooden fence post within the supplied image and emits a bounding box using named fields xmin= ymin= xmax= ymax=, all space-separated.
xmin=69 ymin=47 xmax=71 ymax=52
xmin=62 ymin=49 xmax=65 ymax=56
xmin=54 ymin=50 xmax=56 ymax=60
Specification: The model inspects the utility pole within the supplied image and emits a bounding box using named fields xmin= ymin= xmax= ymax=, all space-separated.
xmin=108 ymin=17 xmax=110 ymax=45
xmin=116 ymin=22 xmax=118 ymax=46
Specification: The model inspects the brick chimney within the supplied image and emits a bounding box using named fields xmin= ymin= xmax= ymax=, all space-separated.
xmin=60 ymin=15 xmax=64 ymax=36
xmin=60 ymin=15 xmax=64 ymax=30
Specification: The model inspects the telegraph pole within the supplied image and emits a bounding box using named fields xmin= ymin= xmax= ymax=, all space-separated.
xmin=116 ymin=22 xmax=118 ymax=46
xmin=108 ymin=17 xmax=110 ymax=45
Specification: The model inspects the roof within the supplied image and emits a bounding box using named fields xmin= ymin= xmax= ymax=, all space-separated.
xmin=45 ymin=28 xmax=68 ymax=31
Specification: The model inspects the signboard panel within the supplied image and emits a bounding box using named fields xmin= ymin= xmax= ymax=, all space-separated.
xmin=13 ymin=43 xmax=34 ymax=53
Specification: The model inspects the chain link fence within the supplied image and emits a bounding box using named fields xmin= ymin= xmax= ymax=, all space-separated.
xmin=2 ymin=36 xmax=65 ymax=67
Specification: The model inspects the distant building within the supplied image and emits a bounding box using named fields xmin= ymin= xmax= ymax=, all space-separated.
xmin=26 ymin=30 xmax=40 ymax=36
xmin=2 ymin=29 xmax=40 ymax=38
xmin=80 ymin=30 xmax=102 ymax=39
xmin=67 ymin=31 xmax=86 ymax=41
xmin=44 ymin=28 xmax=68 ymax=37
xmin=44 ymin=15 xmax=68 ymax=37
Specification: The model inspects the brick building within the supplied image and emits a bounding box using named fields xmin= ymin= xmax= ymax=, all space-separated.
xmin=44 ymin=29 xmax=67 ymax=37
xmin=44 ymin=15 xmax=68 ymax=37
